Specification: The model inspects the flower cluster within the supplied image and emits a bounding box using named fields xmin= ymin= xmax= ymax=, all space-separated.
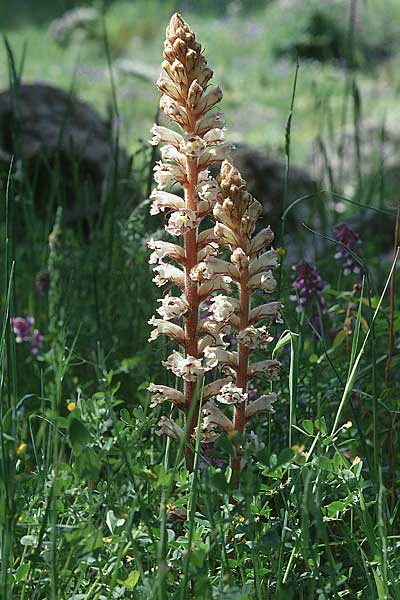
xmin=146 ymin=13 xmax=233 ymax=456
xmin=290 ymin=260 xmax=326 ymax=333
xmin=199 ymin=161 xmax=281 ymax=471
xmin=147 ymin=14 xmax=282 ymax=473
xmin=333 ymin=223 xmax=363 ymax=278
xmin=12 ymin=316 xmax=44 ymax=355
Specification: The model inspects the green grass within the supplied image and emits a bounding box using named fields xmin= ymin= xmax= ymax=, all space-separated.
xmin=1 ymin=1 xmax=400 ymax=598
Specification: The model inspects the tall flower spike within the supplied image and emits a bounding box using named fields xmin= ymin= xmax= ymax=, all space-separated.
xmin=204 ymin=160 xmax=282 ymax=477
xmin=148 ymin=13 xmax=231 ymax=467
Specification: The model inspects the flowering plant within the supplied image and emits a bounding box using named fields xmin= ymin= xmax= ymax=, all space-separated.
xmin=147 ymin=13 xmax=282 ymax=473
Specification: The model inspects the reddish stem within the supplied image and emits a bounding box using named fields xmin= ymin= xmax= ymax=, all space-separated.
xmin=231 ymin=270 xmax=250 ymax=477
xmin=183 ymin=155 xmax=199 ymax=468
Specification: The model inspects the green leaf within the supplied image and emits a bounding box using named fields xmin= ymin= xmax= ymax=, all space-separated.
xmin=302 ymin=419 xmax=314 ymax=435
xmin=277 ymin=448 xmax=294 ymax=466
xmin=121 ymin=570 xmax=140 ymax=591
xmin=15 ymin=562 xmax=30 ymax=582
xmin=326 ymin=500 xmax=346 ymax=515
xmin=68 ymin=418 xmax=92 ymax=452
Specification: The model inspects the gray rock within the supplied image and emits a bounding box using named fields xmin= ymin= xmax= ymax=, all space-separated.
xmin=0 ymin=83 xmax=130 ymax=224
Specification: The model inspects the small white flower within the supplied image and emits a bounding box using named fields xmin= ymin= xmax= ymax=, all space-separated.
xmin=248 ymin=270 xmax=277 ymax=293
xmin=190 ymin=261 xmax=211 ymax=282
xmin=231 ymin=248 xmax=249 ymax=271
xmin=156 ymin=416 xmax=184 ymax=442
xmin=147 ymin=384 xmax=185 ymax=408
xmin=160 ymin=144 xmax=186 ymax=167
xmin=210 ymin=295 xmax=239 ymax=322
xmin=203 ymin=346 xmax=237 ymax=371
xmin=199 ymin=275 xmax=232 ymax=299
xmin=203 ymin=401 xmax=234 ymax=433
xmin=165 ymin=209 xmax=198 ymax=236
xmin=147 ymin=239 xmax=185 ymax=264
xmin=249 ymin=227 xmax=274 ymax=257
xmin=238 ymin=325 xmax=273 ymax=349
xmin=198 ymin=143 xmax=232 ymax=169
xmin=248 ymin=359 xmax=280 ymax=380
xmin=198 ymin=242 xmax=219 ymax=262
xmin=203 ymin=377 xmax=233 ymax=401
xmin=156 ymin=294 xmax=189 ymax=320
xmin=150 ymin=124 xmax=183 ymax=147
xmin=179 ymin=135 xmax=206 ymax=157
xmin=162 ymin=351 xmax=213 ymax=381
xmin=249 ymin=301 xmax=282 ymax=324
xmin=245 ymin=394 xmax=277 ymax=418
xmin=203 ymin=127 xmax=225 ymax=145
xmin=249 ymin=249 xmax=279 ymax=277
xmin=152 ymin=262 xmax=185 ymax=289
xmin=195 ymin=110 xmax=224 ymax=136
xmin=150 ymin=190 xmax=184 ymax=215
xmin=148 ymin=316 xmax=185 ymax=345
xmin=153 ymin=161 xmax=186 ymax=189
xmin=216 ymin=382 xmax=247 ymax=405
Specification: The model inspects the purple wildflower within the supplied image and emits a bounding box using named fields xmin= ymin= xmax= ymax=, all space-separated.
xmin=290 ymin=261 xmax=326 ymax=334
xmin=12 ymin=316 xmax=44 ymax=355
xmin=35 ymin=271 xmax=50 ymax=295
xmin=31 ymin=330 xmax=44 ymax=354
xmin=12 ymin=317 xmax=34 ymax=343
xmin=333 ymin=224 xmax=363 ymax=278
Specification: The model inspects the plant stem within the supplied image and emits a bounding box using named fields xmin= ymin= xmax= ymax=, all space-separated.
xmin=184 ymin=156 xmax=199 ymax=468
xmin=232 ymin=270 xmax=249 ymax=476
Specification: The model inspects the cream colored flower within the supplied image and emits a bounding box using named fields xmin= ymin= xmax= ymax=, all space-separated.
xmin=156 ymin=294 xmax=189 ymax=320
xmin=153 ymin=161 xmax=186 ymax=188
xmin=245 ymin=394 xmax=277 ymax=418
xmin=203 ymin=127 xmax=225 ymax=145
xmin=152 ymin=263 xmax=185 ymax=289
xmin=248 ymin=359 xmax=281 ymax=380
xmin=165 ymin=209 xmax=198 ymax=236
xmin=150 ymin=190 xmax=184 ymax=215
xmin=162 ymin=350 xmax=214 ymax=381
xmin=195 ymin=111 xmax=225 ymax=136
xmin=148 ymin=239 xmax=185 ymax=265
xmin=156 ymin=416 xmax=184 ymax=442
xmin=147 ymin=383 xmax=185 ymax=408
xmin=203 ymin=401 xmax=234 ymax=433
xmin=209 ymin=295 xmax=239 ymax=322
xmin=249 ymin=249 xmax=279 ymax=277
xmin=248 ymin=226 xmax=274 ymax=257
xmin=248 ymin=270 xmax=277 ymax=293
xmin=159 ymin=95 xmax=190 ymax=129
xmin=249 ymin=301 xmax=282 ymax=324
xmin=203 ymin=346 xmax=238 ymax=371
xmin=148 ymin=316 xmax=185 ymax=345
xmin=179 ymin=135 xmax=206 ymax=157
xmin=216 ymin=382 xmax=247 ymax=405
xmin=231 ymin=248 xmax=249 ymax=272
xmin=199 ymin=275 xmax=232 ymax=298
xmin=150 ymin=124 xmax=183 ymax=147
xmin=238 ymin=325 xmax=273 ymax=349
xmin=203 ymin=377 xmax=233 ymax=401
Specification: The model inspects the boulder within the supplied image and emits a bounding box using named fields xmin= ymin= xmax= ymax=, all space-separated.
xmin=0 ymin=83 xmax=130 ymax=225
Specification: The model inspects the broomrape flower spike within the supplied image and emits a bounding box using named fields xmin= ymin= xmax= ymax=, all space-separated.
xmin=147 ymin=13 xmax=231 ymax=467
xmin=204 ymin=160 xmax=282 ymax=477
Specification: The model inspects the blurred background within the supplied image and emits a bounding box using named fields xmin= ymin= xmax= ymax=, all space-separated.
xmin=0 ymin=0 xmax=399 ymax=387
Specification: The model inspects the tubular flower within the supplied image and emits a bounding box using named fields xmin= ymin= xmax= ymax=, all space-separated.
xmin=148 ymin=14 xmax=232 ymax=465
xmin=202 ymin=160 xmax=282 ymax=476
